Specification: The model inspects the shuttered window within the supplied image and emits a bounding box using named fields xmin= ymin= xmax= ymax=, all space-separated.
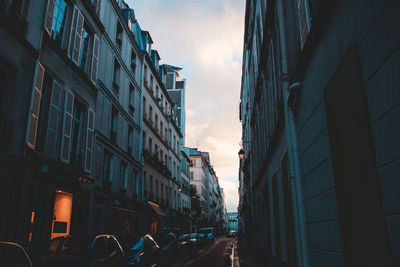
xmin=68 ymin=6 xmax=84 ymax=65
xmin=60 ymin=90 xmax=74 ymax=163
xmin=85 ymin=109 xmax=95 ymax=172
xmin=91 ymin=34 xmax=100 ymax=84
xmin=51 ymin=0 xmax=70 ymax=46
xmin=297 ymin=0 xmax=311 ymax=49
xmin=45 ymin=80 xmax=63 ymax=158
xmin=27 ymin=61 xmax=45 ymax=150
xmin=45 ymin=0 xmax=56 ymax=36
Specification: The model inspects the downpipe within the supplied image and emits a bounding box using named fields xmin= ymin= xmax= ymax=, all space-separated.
xmin=276 ymin=1 xmax=309 ymax=266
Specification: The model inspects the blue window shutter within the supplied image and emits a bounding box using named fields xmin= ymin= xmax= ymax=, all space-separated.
xmin=26 ymin=61 xmax=45 ymax=150
xmin=60 ymin=90 xmax=74 ymax=163
xmin=68 ymin=6 xmax=78 ymax=59
xmin=45 ymin=80 xmax=63 ymax=157
xmin=85 ymin=108 xmax=95 ymax=172
xmin=44 ymin=0 xmax=56 ymax=36
xmin=72 ymin=9 xmax=84 ymax=65
xmin=91 ymin=34 xmax=100 ymax=84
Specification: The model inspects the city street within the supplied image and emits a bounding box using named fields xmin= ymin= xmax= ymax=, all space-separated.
xmin=175 ymin=237 xmax=235 ymax=267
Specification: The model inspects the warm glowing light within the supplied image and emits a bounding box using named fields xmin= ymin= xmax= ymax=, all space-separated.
xmin=28 ymin=233 xmax=32 ymax=242
xmin=30 ymin=211 xmax=35 ymax=224
xmin=51 ymin=191 xmax=73 ymax=240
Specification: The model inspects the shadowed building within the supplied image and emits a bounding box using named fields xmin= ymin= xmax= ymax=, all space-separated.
xmin=239 ymin=0 xmax=400 ymax=266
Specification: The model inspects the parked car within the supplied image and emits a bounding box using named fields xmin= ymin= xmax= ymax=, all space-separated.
xmin=156 ymin=232 xmax=178 ymax=266
xmin=125 ymin=234 xmax=160 ymax=267
xmin=34 ymin=234 xmax=126 ymax=267
xmin=198 ymin=227 xmax=215 ymax=242
xmin=188 ymin=233 xmax=201 ymax=249
xmin=177 ymin=234 xmax=191 ymax=253
xmin=228 ymin=230 xmax=237 ymax=237
xmin=0 ymin=241 xmax=33 ymax=267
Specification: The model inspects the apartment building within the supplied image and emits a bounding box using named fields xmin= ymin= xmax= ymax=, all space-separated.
xmin=240 ymin=0 xmax=400 ymax=266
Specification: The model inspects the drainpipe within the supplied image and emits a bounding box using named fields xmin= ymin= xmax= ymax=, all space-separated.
xmin=139 ymin=52 xmax=148 ymax=201
xmin=276 ymin=1 xmax=308 ymax=266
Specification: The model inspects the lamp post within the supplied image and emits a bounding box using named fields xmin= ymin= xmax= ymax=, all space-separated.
xmin=238 ymin=140 xmax=251 ymax=160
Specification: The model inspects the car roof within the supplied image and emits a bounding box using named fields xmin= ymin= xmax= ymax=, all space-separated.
xmin=0 ymin=241 xmax=33 ymax=267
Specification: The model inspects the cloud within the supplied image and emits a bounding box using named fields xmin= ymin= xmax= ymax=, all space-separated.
xmin=128 ymin=0 xmax=245 ymax=211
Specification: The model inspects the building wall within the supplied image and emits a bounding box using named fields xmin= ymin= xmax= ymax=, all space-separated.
xmin=240 ymin=0 xmax=400 ymax=266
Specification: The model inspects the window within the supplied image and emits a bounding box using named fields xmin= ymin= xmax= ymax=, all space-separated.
xmin=149 ymin=138 xmax=152 ymax=153
xmin=131 ymin=49 xmax=137 ymax=74
xmin=155 ymin=180 xmax=159 ymax=202
xmin=128 ymin=125 xmax=133 ymax=156
xmin=161 ymin=183 xmax=164 ymax=202
xmin=129 ymin=84 xmax=135 ymax=115
xmin=155 ymin=86 xmax=159 ymax=99
xmin=297 ymin=0 xmax=311 ymax=49
xmin=160 ymin=122 xmax=163 ymax=136
xmin=144 ymin=65 xmax=148 ymax=85
xmin=143 ymin=131 xmax=147 ymax=149
xmin=150 ymin=175 xmax=153 ymax=196
xmin=155 ymin=144 xmax=158 ymax=156
xmin=120 ymin=162 xmax=127 ymax=188
xmin=36 ymin=73 xmax=63 ymax=158
xmin=113 ymin=60 xmax=120 ymax=94
xmin=155 ymin=114 xmax=158 ymax=131
xmin=110 ymin=107 xmax=118 ymax=143
xmin=79 ymin=25 xmax=92 ymax=73
xmin=70 ymin=98 xmax=86 ymax=168
xmin=116 ymin=21 xmax=123 ymax=50
xmin=103 ymin=150 xmax=112 ymax=181
xmin=52 ymin=0 xmax=70 ymax=47
xmin=149 ymin=106 xmax=153 ymax=122
xmin=190 ymin=172 xmax=193 ymax=180
xmin=160 ymin=150 xmax=163 ymax=162
xmin=150 ymin=76 xmax=154 ymax=91
xmin=143 ymin=97 xmax=147 ymax=116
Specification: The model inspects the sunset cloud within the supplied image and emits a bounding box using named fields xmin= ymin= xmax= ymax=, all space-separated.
xmin=128 ymin=0 xmax=245 ymax=212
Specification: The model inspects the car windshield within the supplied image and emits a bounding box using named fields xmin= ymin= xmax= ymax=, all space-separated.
xmin=178 ymin=235 xmax=187 ymax=241
xmin=49 ymin=236 xmax=92 ymax=258
xmin=198 ymin=229 xmax=212 ymax=235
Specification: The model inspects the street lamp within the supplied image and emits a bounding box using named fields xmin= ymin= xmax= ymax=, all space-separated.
xmin=238 ymin=149 xmax=245 ymax=160
xmin=238 ymin=140 xmax=251 ymax=160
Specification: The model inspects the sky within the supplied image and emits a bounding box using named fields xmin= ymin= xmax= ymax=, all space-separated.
xmin=127 ymin=0 xmax=246 ymax=212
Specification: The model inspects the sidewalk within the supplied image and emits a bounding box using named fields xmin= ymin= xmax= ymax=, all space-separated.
xmin=234 ymin=242 xmax=288 ymax=267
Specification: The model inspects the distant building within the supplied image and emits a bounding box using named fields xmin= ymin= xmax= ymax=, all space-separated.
xmin=189 ymin=147 xmax=226 ymax=233
xmin=228 ymin=212 xmax=238 ymax=232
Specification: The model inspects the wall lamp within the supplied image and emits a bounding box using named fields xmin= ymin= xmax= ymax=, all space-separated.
xmin=238 ymin=140 xmax=251 ymax=160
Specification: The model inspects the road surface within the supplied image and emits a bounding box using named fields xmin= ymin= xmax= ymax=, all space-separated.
xmin=175 ymin=236 xmax=235 ymax=267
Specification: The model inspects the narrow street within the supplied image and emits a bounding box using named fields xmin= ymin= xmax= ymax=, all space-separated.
xmin=176 ymin=237 xmax=235 ymax=267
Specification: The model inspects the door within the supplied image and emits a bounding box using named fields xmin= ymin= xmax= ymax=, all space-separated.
xmin=324 ymin=45 xmax=391 ymax=266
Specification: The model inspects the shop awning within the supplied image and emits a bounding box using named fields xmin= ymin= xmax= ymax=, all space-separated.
xmin=148 ymin=201 xmax=167 ymax=217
